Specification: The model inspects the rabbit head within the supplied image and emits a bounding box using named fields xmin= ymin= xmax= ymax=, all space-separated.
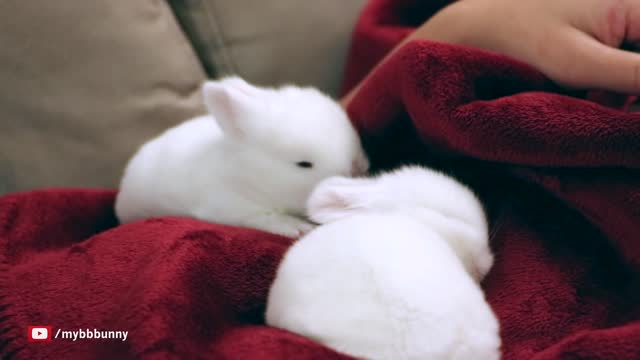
xmin=202 ymin=77 xmax=369 ymax=217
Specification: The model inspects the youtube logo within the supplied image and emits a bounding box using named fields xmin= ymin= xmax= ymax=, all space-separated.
xmin=28 ymin=326 xmax=52 ymax=342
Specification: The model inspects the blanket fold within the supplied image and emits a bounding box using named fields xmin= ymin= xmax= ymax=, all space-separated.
xmin=2 ymin=0 xmax=640 ymax=359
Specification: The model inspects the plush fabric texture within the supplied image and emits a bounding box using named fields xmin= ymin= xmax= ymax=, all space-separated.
xmin=342 ymin=1 xmax=640 ymax=360
xmin=0 ymin=0 xmax=207 ymax=195
xmin=0 ymin=190 xmax=352 ymax=360
xmin=2 ymin=0 xmax=640 ymax=360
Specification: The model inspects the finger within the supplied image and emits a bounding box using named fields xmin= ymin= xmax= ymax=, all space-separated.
xmin=623 ymin=0 xmax=640 ymax=43
xmin=549 ymin=28 xmax=640 ymax=94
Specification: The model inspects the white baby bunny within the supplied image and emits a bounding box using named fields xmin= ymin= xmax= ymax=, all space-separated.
xmin=265 ymin=165 xmax=500 ymax=360
xmin=114 ymin=76 xmax=369 ymax=237
xmin=307 ymin=165 xmax=493 ymax=281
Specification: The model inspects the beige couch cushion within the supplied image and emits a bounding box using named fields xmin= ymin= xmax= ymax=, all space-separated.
xmin=168 ymin=0 xmax=367 ymax=97
xmin=0 ymin=0 xmax=207 ymax=194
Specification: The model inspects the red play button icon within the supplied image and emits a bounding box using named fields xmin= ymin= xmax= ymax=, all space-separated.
xmin=28 ymin=325 xmax=52 ymax=342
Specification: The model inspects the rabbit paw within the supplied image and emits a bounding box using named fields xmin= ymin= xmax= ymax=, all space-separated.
xmin=277 ymin=217 xmax=316 ymax=238
xmin=256 ymin=214 xmax=316 ymax=238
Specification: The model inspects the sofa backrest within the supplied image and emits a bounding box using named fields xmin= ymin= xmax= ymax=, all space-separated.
xmin=0 ymin=0 xmax=366 ymax=194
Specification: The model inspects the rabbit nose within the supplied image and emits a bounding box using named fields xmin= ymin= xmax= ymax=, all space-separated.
xmin=350 ymin=167 xmax=364 ymax=177
xmin=351 ymin=154 xmax=370 ymax=177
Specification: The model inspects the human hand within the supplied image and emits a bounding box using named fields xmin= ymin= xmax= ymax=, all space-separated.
xmin=416 ymin=0 xmax=640 ymax=93
xmin=342 ymin=0 xmax=640 ymax=106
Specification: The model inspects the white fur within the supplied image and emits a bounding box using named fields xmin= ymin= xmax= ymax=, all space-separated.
xmin=307 ymin=166 xmax=493 ymax=281
xmin=114 ymin=76 xmax=369 ymax=237
xmin=266 ymin=166 xmax=500 ymax=360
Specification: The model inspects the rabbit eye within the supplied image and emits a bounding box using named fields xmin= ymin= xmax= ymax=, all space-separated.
xmin=296 ymin=161 xmax=313 ymax=169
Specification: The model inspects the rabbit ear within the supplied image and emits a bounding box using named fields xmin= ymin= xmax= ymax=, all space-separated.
xmin=201 ymin=78 xmax=259 ymax=138
xmin=219 ymin=76 xmax=261 ymax=95
xmin=307 ymin=177 xmax=371 ymax=224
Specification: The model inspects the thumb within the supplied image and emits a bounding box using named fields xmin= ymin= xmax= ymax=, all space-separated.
xmin=549 ymin=28 xmax=640 ymax=94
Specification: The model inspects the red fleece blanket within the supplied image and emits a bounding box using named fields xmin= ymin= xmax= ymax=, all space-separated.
xmin=3 ymin=0 xmax=640 ymax=359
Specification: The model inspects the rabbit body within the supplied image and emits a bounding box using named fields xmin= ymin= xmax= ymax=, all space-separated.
xmin=115 ymin=77 xmax=369 ymax=237
xmin=266 ymin=166 xmax=500 ymax=360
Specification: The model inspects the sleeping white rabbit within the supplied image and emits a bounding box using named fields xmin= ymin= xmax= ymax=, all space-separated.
xmin=114 ymin=76 xmax=369 ymax=237
xmin=265 ymin=165 xmax=500 ymax=360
